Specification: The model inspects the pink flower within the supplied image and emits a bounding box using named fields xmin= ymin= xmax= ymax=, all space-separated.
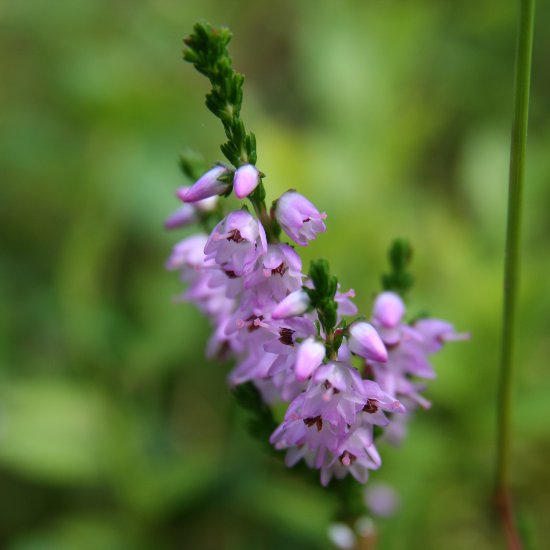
xmin=373 ymin=291 xmax=405 ymax=328
xmin=295 ymin=338 xmax=325 ymax=381
xmin=165 ymin=188 xmax=220 ymax=229
xmin=271 ymin=289 xmax=311 ymax=319
xmin=243 ymin=244 xmax=303 ymax=301
xmin=414 ymin=319 xmax=470 ymax=352
xmin=348 ymin=322 xmax=388 ymax=362
xmin=165 ymin=234 xmax=209 ymax=271
xmin=233 ymin=164 xmax=260 ymax=198
xmin=164 ymin=204 xmax=197 ymax=229
xmin=275 ymin=191 xmax=327 ymax=246
xmin=364 ymin=483 xmax=400 ymax=517
xmin=204 ymin=210 xmax=267 ymax=276
xmin=178 ymin=165 xmax=230 ymax=202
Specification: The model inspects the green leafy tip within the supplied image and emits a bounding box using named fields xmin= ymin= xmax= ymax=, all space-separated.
xmin=178 ymin=149 xmax=206 ymax=181
xmin=381 ymin=238 xmax=414 ymax=297
xmin=304 ymin=260 xmax=339 ymax=355
xmin=232 ymin=383 xmax=278 ymax=452
xmin=183 ymin=22 xmax=257 ymax=167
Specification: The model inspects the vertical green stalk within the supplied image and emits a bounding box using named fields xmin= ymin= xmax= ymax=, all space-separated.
xmin=495 ymin=0 xmax=535 ymax=547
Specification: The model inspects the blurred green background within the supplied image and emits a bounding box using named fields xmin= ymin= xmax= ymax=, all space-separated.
xmin=1 ymin=1 xmax=549 ymax=548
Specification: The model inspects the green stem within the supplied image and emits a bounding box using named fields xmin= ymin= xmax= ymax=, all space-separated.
xmin=248 ymin=183 xmax=279 ymax=244
xmin=495 ymin=0 xmax=535 ymax=547
xmin=325 ymin=329 xmax=336 ymax=360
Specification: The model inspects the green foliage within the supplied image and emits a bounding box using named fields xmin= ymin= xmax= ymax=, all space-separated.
xmin=329 ymin=475 xmax=367 ymax=523
xmin=183 ymin=22 xmax=257 ymax=167
xmin=232 ymin=383 xmax=278 ymax=453
xmin=304 ymin=259 xmax=338 ymax=338
xmin=381 ymin=238 xmax=415 ymax=297
xmin=178 ymin=149 xmax=206 ymax=181
xmin=0 ymin=379 xmax=106 ymax=484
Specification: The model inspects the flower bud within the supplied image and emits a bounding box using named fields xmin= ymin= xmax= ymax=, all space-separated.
xmin=364 ymin=483 xmax=400 ymax=518
xmin=233 ymin=164 xmax=260 ymax=199
xmin=194 ymin=194 xmax=218 ymax=212
xmin=414 ymin=319 xmax=470 ymax=352
xmin=271 ymin=290 xmax=310 ymax=320
xmin=164 ymin=204 xmax=197 ymax=229
xmin=295 ymin=338 xmax=325 ymax=380
xmin=275 ymin=191 xmax=326 ymax=246
xmin=165 ymin=234 xmax=208 ymax=271
xmin=372 ymin=292 xmax=405 ymax=328
xmin=175 ymin=187 xmax=219 ymax=213
xmin=328 ymin=523 xmax=356 ymax=550
xmin=178 ymin=165 xmax=230 ymax=203
xmin=348 ymin=322 xmax=387 ymax=362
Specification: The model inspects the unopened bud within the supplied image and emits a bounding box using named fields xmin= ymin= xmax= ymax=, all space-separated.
xmin=178 ymin=165 xmax=230 ymax=202
xmin=271 ymin=290 xmax=310 ymax=320
xmin=373 ymin=292 xmax=405 ymax=328
xmin=164 ymin=204 xmax=197 ymax=229
xmin=348 ymin=322 xmax=387 ymax=362
xmin=295 ymin=338 xmax=325 ymax=380
xmin=233 ymin=164 xmax=260 ymax=199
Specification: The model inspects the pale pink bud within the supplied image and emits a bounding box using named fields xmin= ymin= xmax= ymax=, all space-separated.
xmin=178 ymin=165 xmax=230 ymax=202
xmin=175 ymin=187 xmax=219 ymax=212
xmin=373 ymin=292 xmax=405 ymax=328
xmin=348 ymin=322 xmax=387 ymax=362
xmin=164 ymin=204 xmax=197 ymax=229
xmin=233 ymin=164 xmax=260 ymax=199
xmin=364 ymin=483 xmax=400 ymax=518
xmin=194 ymin=194 xmax=218 ymax=212
xmin=271 ymin=290 xmax=310 ymax=320
xmin=328 ymin=523 xmax=356 ymax=550
xmin=295 ymin=338 xmax=325 ymax=380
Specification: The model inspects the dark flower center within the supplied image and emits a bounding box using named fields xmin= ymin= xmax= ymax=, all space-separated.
xmin=303 ymin=416 xmax=323 ymax=431
xmin=339 ymin=451 xmax=356 ymax=466
xmin=279 ymin=328 xmax=295 ymax=346
xmin=323 ymin=380 xmax=340 ymax=394
xmin=272 ymin=263 xmax=287 ymax=276
xmin=246 ymin=315 xmax=263 ymax=332
xmin=363 ymin=399 xmax=379 ymax=414
xmin=227 ymin=229 xmax=245 ymax=243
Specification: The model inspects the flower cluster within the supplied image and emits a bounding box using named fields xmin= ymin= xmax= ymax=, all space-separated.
xmin=166 ymin=163 xmax=467 ymax=486
xmin=167 ymin=22 xmax=468 ymax=490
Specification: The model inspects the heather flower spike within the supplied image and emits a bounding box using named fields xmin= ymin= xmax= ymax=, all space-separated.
xmin=166 ymin=21 xmax=467 ymax=542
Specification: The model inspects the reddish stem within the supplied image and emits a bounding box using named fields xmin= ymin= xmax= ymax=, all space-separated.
xmin=495 ymin=487 xmax=523 ymax=550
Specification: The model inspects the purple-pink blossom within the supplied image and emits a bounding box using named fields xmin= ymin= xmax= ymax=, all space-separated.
xmin=233 ymin=164 xmax=260 ymax=199
xmin=348 ymin=322 xmax=388 ymax=363
xmin=295 ymin=338 xmax=325 ymax=381
xmin=178 ymin=165 xmax=230 ymax=202
xmin=204 ymin=210 xmax=267 ymax=276
xmin=271 ymin=289 xmax=311 ymax=319
xmin=275 ymin=191 xmax=327 ymax=246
